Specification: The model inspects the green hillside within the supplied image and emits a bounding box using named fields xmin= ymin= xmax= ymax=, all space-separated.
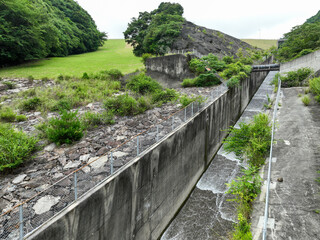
xmin=241 ymin=39 xmax=277 ymax=50
xmin=0 ymin=40 xmax=143 ymax=79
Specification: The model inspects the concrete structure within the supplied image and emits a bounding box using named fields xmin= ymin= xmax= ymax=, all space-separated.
xmin=145 ymin=54 xmax=195 ymax=88
xmin=280 ymin=49 xmax=320 ymax=73
xmin=27 ymin=71 xmax=269 ymax=240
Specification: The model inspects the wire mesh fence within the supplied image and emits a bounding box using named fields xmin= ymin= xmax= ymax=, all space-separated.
xmin=0 ymin=84 xmax=227 ymax=240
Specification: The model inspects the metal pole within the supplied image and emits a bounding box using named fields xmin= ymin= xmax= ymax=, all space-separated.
xmin=19 ymin=204 xmax=23 ymax=240
xmin=74 ymin=172 xmax=78 ymax=201
xmin=110 ymin=152 xmax=114 ymax=174
xmin=192 ymin=102 xmax=194 ymax=116
xmin=184 ymin=107 xmax=187 ymax=122
xmin=262 ymin=78 xmax=281 ymax=240
xmin=156 ymin=125 xmax=159 ymax=142
xmin=137 ymin=136 xmax=139 ymax=156
xmin=172 ymin=116 xmax=174 ymax=131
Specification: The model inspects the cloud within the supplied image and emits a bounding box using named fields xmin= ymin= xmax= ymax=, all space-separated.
xmin=76 ymin=0 xmax=320 ymax=39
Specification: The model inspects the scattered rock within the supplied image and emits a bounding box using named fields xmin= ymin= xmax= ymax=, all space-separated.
xmin=113 ymin=151 xmax=128 ymax=158
xmin=63 ymin=161 xmax=81 ymax=170
xmin=277 ymin=177 xmax=283 ymax=182
xmin=32 ymin=195 xmax=60 ymax=215
xmin=79 ymin=154 xmax=91 ymax=162
xmin=89 ymin=156 xmax=108 ymax=169
xmin=12 ymin=174 xmax=27 ymax=184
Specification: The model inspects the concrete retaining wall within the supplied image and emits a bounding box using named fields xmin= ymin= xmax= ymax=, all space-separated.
xmin=280 ymin=50 xmax=320 ymax=73
xmin=145 ymin=54 xmax=195 ymax=88
xmin=27 ymin=71 xmax=269 ymax=240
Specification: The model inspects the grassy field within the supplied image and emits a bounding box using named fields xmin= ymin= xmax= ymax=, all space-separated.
xmin=0 ymin=39 xmax=143 ymax=79
xmin=241 ymin=39 xmax=278 ymax=50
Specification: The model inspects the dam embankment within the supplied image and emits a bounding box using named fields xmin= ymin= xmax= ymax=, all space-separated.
xmin=27 ymin=70 xmax=269 ymax=240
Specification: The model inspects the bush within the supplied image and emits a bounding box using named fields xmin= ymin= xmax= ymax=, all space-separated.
xmin=126 ymin=73 xmax=162 ymax=95
xmin=179 ymin=94 xmax=204 ymax=107
xmin=3 ymin=81 xmax=15 ymax=89
xmin=227 ymin=76 xmax=240 ymax=88
xmin=104 ymin=93 xmax=139 ymax=116
xmin=82 ymin=111 xmax=115 ymax=129
xmin=309 ymin=77 xmax=320 ymax=102
xmin=151 ymin=89 xmax=179 ymax=104
xmin=182 ymin=73 xmax=221 ymax=88
xmin=21 ymin=97 xmax=41 ymax=111
xmin=0 ymin=123 xmax=38 ymax=171
xmin=16 ymin=114 xmax=27 ymax=122
xmin=0 ymin=107 xmax=17 ymax=122
xmin=45 ymin=110 xmax=85 ymax=145
xmin=51 ymin=98 xmax=72 ymax=111
xmin=141 ymin=53 xmax=153 ymax=65
xmin=107 ymin=69 xmax=123 ymax=80
xmin=182 ymin=78 xmax=196 ymax=87
xmin=222 ymin=55 xmax=235 ymax=64
xmin=82 ymin=72 xmax=90 ymax=79
xmin=275 ymin=68 xmax=313 ymax=87
xmin=189 ymin=58 xmax=206 ymax=75
xmin=301 ymin=95 xmax=311 ymax=106
xmin=223 ymin=113 xmax=271 ymax=167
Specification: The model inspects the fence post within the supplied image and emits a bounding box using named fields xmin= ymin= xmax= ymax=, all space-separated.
xmin=192 ymin=102 xmax=194 ymax=116
xmin=184 ymin=107 xmax=187 ymax=122
xmin=172 ymin=116 xmax=174 ymax=131
xmin=19 ymin=204 xmax=23 ymax=240
xmin=74 ymin=172 xmax=78 ymax=201
xmin=110 ymin=152 xmax=114 ymax=174
xmin=156 ymin=125 xmax=159 ymax=142
xmin=137 ymin=136 xmax=140 ymax=156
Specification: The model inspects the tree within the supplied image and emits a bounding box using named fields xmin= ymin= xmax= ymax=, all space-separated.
xmin=0 ymin=0 xmax=107 ymax=66
xmin=124 ymin=2 xmax=184 ymax=56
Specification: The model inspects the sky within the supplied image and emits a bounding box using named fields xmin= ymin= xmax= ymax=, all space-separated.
xmin=76 ymin=0 xmax=320 ymax=40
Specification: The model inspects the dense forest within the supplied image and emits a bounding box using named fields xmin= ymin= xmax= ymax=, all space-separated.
xmin=276 ymin=10 xmax=320 ymax=62
xmin=0 ymin=0 xmax=107 ymax=66
xmin=124 ymin=2 xmax=184 ymax=56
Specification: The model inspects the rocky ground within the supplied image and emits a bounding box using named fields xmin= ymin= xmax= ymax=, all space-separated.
xmin=0 ymin=77 xmax=222 ymax=239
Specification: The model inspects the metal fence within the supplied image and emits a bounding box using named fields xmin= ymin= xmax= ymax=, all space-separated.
xmin=262 ymin=78 xmax=281 ymax=240
xmin=0 ymin=85 xmax=227 ymax=240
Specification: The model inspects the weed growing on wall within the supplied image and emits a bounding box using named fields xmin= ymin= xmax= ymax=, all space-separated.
xmin=309 ymin=77 xmax=320 ymax=102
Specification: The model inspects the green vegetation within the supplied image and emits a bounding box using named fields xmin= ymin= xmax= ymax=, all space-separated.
xmin=0 ymin=123 xmax=38 ymax=171
xmin=273 ymin=68 xmax=313 ymax=88
xmin=301 ymin=95 xmax=311 ymax=106
xmin=0 ymin=40 xmax=143 ymax=79
xmin=45 ymin=110 xmax=85 ymax=145
xmin=276 ymin=10 xmax=320 ymax=62
xmin=0 ymin=0 xmax=106 ymax=66
xmin=124 ymin=2 xmax=184 ymax=56
xmin=241 ymin=39 xmax=277 ymax=50
xmin=81 ymin=111 xmax=115 ymax=129
xmin=0 ymin=107 xmax=27 ymax=122
xmin=309 ymin=77 xmax=320 ymax=102
xmin=224 ymin=113 xmax=271 ymax=239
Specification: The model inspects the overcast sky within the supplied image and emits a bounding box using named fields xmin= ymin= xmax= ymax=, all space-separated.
xmin=76 ymin=0 xmax=320 ymax=40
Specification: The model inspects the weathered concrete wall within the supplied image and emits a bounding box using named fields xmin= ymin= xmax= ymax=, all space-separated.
xmin=280 ymin=49 xmax=320 ymax=73
xmin=145 ymin=54 xmax=195 ymax=88
xmin=27 ymin=71 xmax=269 ymax=240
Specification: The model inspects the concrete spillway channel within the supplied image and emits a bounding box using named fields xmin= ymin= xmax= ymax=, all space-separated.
xmin=161 ymin=71 xmax=277 ymax=240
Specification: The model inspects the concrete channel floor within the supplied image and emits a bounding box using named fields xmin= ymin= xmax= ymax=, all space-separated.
xmin=252 ymin=87 xmax=320 ymax=240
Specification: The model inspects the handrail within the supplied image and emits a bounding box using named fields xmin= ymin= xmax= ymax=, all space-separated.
xmin=262 ymin=77 xmax=281 ymax=239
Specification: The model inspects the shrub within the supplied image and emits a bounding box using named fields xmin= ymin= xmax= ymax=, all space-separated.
xmin=21 ymin=97 xmax=41 ymax=111
xmin=179 ymin=94 xmax=204 ymax=107
xmin=194 ymin=73 xmax=221 ymax=87
xmin=0 ymin=123 xmax=38 ymax=171
xmin=189 ymin=58 xmax=206 ymax=75
xmin=141 ymin=53 xmax=153 ymax=65
xmin=0 ymin=107 xmax=17 ymax=122
xmin=227 ymin=76 xmax=240 ymax=88
xmin=151 ymin=89 xmax=179 ymax=104
xmin=104 ymin=93 xmax=138 ymax=116
xmin=107 ymin=69 xmax=123 ymax=80
xmin=182 ymin=78 xmax=196 ymax=87
xmin=45 ymin=110 xmax=85 ymax=145
xmin=41 ymin=77 xmax=49 ymax=82
xmin=222 ymin=55 xmax=235 ymax=64
xmin=51 ymin=98 xmax=72 ymax=111
xmin=275 ymin=68 xmax=313 ymax=87
xmin=27 ymin=75 xmax=34 ymax=82
xmin=57 ymin=74 xmax=64 ymax=81
xmin=301 ymin=95 xmax=311 ymax=106
xmin=126 ymin=73 xmax=162 ymax=95
xmin=16 ymin=114 xmax=27 ymax=122
xmin=309 ymin=77 xmax=320 ymax=102
xmin=82 ymin=72 xmax=90 ymax=79
xmin=137 ymin=96 xmax=152 ymax=113
xmin=82 ymin=111 xmax=115 ymax=129
xmin=223 ymin=113 xmax=271 ymax=167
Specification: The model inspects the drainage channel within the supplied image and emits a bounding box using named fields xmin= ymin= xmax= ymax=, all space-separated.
xmin=160 ymin=71 xmax=277 ymax=240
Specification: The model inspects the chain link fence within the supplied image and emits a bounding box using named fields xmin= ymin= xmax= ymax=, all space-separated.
xmin=0 ymin=84 xmax=227 ymax=240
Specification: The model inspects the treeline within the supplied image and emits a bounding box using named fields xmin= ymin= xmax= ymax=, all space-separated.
xmin=0 ymin=0 xmax=107 ymax=66
xmin=124 ymin=2 xmax=184 ymax=56
xmin=276 ymin=10 xmax=320 ymax=62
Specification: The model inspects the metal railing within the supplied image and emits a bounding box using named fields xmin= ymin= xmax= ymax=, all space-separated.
xmin=262 ymin=78 xmax=281 ymax=240
xmin=0 ymin=85 xmax=227 ymax=240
